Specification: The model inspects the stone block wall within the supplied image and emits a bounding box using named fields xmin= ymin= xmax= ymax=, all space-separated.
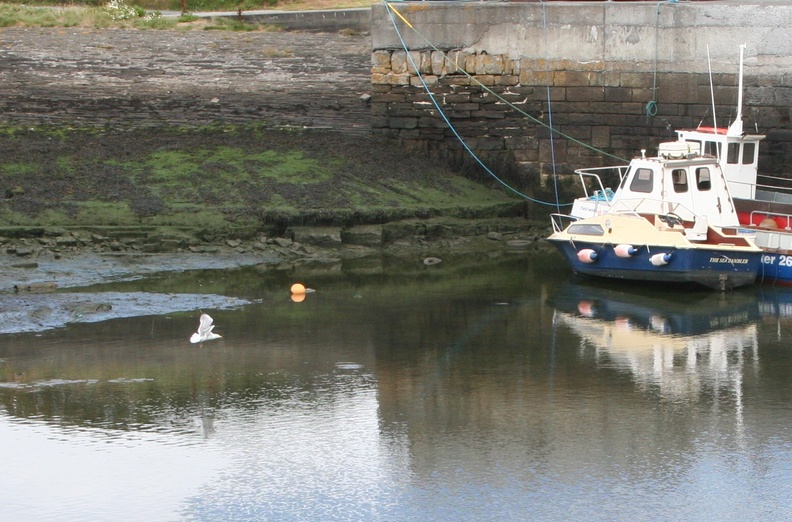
xmin=370 ymin=2 xmax=792 ymax=207
xmin=371 ymin=49 xmax=760 ymax=200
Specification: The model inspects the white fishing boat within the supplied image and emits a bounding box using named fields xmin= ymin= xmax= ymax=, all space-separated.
xmin=548 ymin=144 xmax=763 ymax=290
xmin=564 ymin=45 xmax=792 ymax=286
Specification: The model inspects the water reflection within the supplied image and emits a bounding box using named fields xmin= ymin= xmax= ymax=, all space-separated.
xmin=552 ymin=284 xmax=761 ymax=401
xmin=1 ymin=251 xmax=792 ymax=520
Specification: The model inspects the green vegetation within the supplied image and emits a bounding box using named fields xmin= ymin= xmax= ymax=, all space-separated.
xmin=202 ymin=17 xmax=262 ymax=31
xmin=0 ymin=0 xmax=373 ymax=29
xmin=0 ymin=2 xmax=169 ymax=28
xmin=0 ymin=4 xmax=102 ymax=28
xmin=0 ymin=0 xmax=372 ymax=10
xmin=0 ymin=125 xmax=521 ymax=232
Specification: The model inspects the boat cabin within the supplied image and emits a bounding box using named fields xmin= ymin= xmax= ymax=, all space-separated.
xmin=676 ymin=127 xmax=765 ymax=201
xmin=571 ymin=142 xmax=743 ymax=229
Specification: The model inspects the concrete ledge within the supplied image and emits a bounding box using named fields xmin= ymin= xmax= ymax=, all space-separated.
xmin=372 ymin=2 xmax=792 ymax=75
xmin=173 ymin=8 xmax=372 ymax=33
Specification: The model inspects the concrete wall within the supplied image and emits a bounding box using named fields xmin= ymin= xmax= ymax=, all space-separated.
xmin=370 ymin=2 xmax=792 ymax=207
xmin=243 ymin=8 xmax=371 ymax=33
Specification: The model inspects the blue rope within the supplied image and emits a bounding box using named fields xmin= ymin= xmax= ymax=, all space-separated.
xmin=385 ymin=4 xmax=567 ymax=206
xmin=382 ymin=2 xmax=627 ymax=165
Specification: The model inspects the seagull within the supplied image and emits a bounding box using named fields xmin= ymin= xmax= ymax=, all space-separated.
xmin=190 ymin=313 xmax=222 ymax=343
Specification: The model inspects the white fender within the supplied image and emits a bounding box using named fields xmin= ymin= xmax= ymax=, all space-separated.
xmin=577 ymin=249 xmax=598 ymax=263
xmin=614 ymin=244 xmax=637 ymax=258
xmin=650 ymin=252 xmax=672 ymax=266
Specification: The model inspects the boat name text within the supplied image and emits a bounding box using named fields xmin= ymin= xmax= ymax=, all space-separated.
xmin=709 ymin=257 xmax=749 ymax=264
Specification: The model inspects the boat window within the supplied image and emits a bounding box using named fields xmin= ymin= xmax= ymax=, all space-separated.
xmin=696 ymin=167 xmax=711 ymax=191
xmin=672 ymin=169 xmax=688 ymax=193
xmin=703 ymin=141 xmax=721 ymax=158
xmin=568 ymin=223 xmax=604 ymax=236
xmin=727 ymin=143 xmax=740 ymax=164
xmin=629 ymin=168 xmax=654 ymax=193
xmin=743 ymin=142 xmax=756 ymax=165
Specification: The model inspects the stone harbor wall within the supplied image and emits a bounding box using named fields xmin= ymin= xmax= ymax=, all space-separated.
xmin=370 ymin=2 xmax=792 ymax=204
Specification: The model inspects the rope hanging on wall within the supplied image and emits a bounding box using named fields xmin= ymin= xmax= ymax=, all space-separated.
xmin=382 ymin=1 xmax=626 ymax=164
xmin=648 ymin=0 xmax=680 ymax=119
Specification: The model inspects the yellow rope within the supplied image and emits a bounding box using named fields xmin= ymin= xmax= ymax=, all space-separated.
xmin=385 ymin=2 xmax=413 ymax=29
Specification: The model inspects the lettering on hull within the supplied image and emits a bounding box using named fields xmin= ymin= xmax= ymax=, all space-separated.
xmin=709 ymin=257 xmax=750 ymax=264
xmin=761 ymin=254 xmax=792 ymax=267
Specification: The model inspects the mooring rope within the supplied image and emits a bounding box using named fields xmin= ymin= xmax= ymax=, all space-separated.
xmin=384 ymin=2 xmax=556 ymax=204
xmin=541 ymin=0 xmax=561 ymax=212
xmin=648 ymin=0 xmax=680 ymax=118
xmin=384 ymin=2 xmax=626 ymax=164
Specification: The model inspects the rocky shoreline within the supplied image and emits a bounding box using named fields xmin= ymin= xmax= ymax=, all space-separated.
xmin=0 ymin=218 xmax=547 ymax=334
xmin=3 ymin=216 xmax=542 ymax=256
xmin=3 ymin=217 xmax=546 ymax=287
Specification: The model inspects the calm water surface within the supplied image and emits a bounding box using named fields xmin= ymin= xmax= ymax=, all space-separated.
xmin=2 ymin=249 xmax=792 ymax=521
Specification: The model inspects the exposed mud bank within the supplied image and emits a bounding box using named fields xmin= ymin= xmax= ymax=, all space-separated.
xmin=0 ymin=27 xmax=531 ymax=234
xmin=1 ymin=218 xmax=548 ymax=334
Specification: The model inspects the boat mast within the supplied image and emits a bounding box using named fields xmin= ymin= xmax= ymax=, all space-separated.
xmin=727 ymin=44 xmax=746 ymax=137
xmin=707 ymin=45 xmax=718 ymax=138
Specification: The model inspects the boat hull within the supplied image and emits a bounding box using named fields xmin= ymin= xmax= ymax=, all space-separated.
xmin=758 ymin=252 xmax=792 ymax=286
xmin=733 ymin=198 xmax=792 ymax=285
xmin=547 ymin=239 xmax=762 ymax=290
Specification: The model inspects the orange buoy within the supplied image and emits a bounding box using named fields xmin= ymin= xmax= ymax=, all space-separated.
xmin=291 ymin=283 xmax=306 ymax=295
xmin=290 ymin=292 xmax=306 ymax=303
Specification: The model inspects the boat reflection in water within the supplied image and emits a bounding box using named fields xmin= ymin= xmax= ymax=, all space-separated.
xmin=551 ymin=283 xmax=771 ymax=401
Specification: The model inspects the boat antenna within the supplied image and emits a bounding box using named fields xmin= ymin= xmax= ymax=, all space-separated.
xmin=696 ymin=107 xmax=710 ymax=129
xmin=727 ymin=43 xmax=746 ymax=136
xmin=707 ymin=45 xmax=718 ymax=141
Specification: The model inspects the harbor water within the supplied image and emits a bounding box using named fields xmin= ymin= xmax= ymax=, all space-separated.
xmin=2 ymin=248 xmax=792 ymax=521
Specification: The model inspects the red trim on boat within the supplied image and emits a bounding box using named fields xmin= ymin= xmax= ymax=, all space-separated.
xmin=739 ymin=211 xmax=788 ymax=229
xmin=689 ymin=126 xmax=728 ymax=135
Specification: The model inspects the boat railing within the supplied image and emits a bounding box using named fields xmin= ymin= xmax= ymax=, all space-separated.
xmin=605 ymin=197 xmax=697 ymax=222
xmin=756 ymin=174 xmax=792 ymax=192
xmin=750 ymin=210 xmax=792 ymax=230
xmin=728 ymin=176 xmax=792 ymax=201
xmin=573 ymin=166 xmax=629 ymax=201
xmin=550 ymin=213 xmax=579 ymax=233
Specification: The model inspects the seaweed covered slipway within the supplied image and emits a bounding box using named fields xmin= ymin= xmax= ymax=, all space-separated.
xmin=0 ymin=26 xmax=538 ymax=251
xmin=0 ymin=24 xmax=545 ymax=329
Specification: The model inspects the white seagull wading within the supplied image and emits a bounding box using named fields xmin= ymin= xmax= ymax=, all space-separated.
xmin=190 ymin=313 xmax=222 ymax=343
